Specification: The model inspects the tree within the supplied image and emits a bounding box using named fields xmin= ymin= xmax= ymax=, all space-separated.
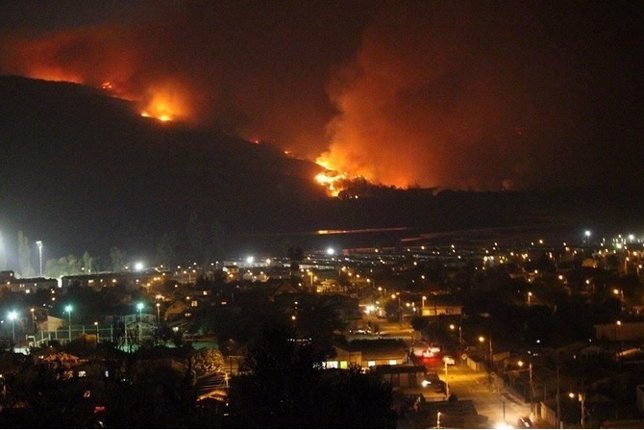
xmin=227 ymin=324 xmax=396 ymax=428
xmin=17 ymin=231 xmax=34 ymax=277
xmin=44 ymin=255 xmax=82 ymax=278
xmin=81 ymin=251 xmax=97 ymax=273
xmin=192 ymin=348 xmax=225 ymax=377
xmin=109 ymin=247 xmax=127 ymax=272
xmin=156 ymin=232 xmax=177 ymax=267
xmin=287 ymin=246 xmax=304 ymax=272
xmin=186 ymin=211 xmax=206 ymax=263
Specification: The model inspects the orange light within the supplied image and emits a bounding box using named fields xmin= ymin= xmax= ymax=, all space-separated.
xmin=139 ymin=82 xmax=190 ymax=123
xmin=314 ymin=157 xmax=350 ymax=197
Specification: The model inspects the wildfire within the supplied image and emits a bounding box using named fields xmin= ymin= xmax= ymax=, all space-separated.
xmin=314 ymin=158 xmax=348 ymax=197
xmin=139 ymin=83 xmax=190 ymax=123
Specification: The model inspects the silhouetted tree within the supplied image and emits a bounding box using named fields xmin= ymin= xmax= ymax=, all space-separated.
xmin=228 ymin=324 xmax=396 ymax=428
xmin=17 ymin=231 xmax=34 ymax=277
xmin=156 ymin=232 xmax=178 ymax=267
xmin=109 ymin=246 xmax=127 ymax=272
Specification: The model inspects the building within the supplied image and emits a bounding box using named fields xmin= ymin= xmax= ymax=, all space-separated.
xmin=326 ymin=338 xmax=408 ymax=369
xmin=61 ymin=271 xmax=172 ymax=292
xmin=2 ymin=276 xmax=58 ymax=293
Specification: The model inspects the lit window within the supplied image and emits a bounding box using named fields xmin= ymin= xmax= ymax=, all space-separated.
xmin=326 ymin=361 xmax=338 ymax=369
xmin=389 ymin=359 xmax=397 ymax=365
xmin=78 ymin=370 xmax=87 ymax=378
xmin=367 ymin=361 xmax=376 ymax=367
xmin=340 ymin=361 xmax=348 ymax=369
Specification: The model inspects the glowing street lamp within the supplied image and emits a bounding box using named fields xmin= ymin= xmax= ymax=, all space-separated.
xmin=94 ymin=321 xmax=99 ymax=343
xmin=7 ymin=310 xmax=18 ymax=342
xmin=136 ymin=302 xmax=144 ymax=343
xmin=136 ymin=302 xmax=145 ymax=343
xmin=613 ymin=288 xmax=624 ymax=311
xmin=479 ymin=335 xmax=493 ymax=367
xmin=450 ymin=323 xmax=463 ymax=345
xmin=391 ymin=292 xmax=402 ymax=323
xmin=569 ymin=392 xmax=586 ymax=428
xmin=584 ymin=230 xmax=591 ymax=245
xmin=64 ymin=305 xmax=73 ymax=342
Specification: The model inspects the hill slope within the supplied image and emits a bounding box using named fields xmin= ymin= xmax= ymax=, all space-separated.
xmin=0 ymin=76 xmax=326 ymax=256
xmin=0 ymin=76 xmax=641 ymax=262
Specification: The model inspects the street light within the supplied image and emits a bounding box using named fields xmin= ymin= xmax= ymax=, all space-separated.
xmin=391 ymin=293 xmax=402 ymax=323
xmin=527 ymin=291 xmax=533 ymax=306
xmin=518 ymin=360 xmax=535 ymax=414
xmin=584 ymin=230 xmax=591 ymax=246
xmin=30 ymin=308 xmax=35 ymax=333
xmin=569 ymin=392 xmax=586 ymax=428
xmin=479 ymin=335 xmax=493 ymax=368
xmin=613 ymin=288 xmax=624 ymax=311
xmin=136 ymin=302 xmax=144 ymax=343
xmin=94 ymin=321 xmax=99 ymax=343
xmin=64 ymin=305 xmax=73 ymax=343
xmin=450 ymin=324 xmax=463 ymax=345
xmin=36 ymin=241 xmax=43 ymax=277
xmin=7 ymin=311 xmax=18 ymax=343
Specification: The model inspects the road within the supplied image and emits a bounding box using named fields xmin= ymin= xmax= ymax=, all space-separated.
xmin=419 ymin=357 xmax=532 ymax=428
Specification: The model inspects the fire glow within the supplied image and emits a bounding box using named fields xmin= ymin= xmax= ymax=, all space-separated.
xmin=314 ymin=158 xmax=349 ymax=197
xmin=139 ymin=85 xmax=188 ymax=123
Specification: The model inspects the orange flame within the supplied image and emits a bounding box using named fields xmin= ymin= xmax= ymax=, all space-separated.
xmin=314 ymin=157 xmax=349 ymax=197
xmin=139 ymin=83 xmax=190 ymax=123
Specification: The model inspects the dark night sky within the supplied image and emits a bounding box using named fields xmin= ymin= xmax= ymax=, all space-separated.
xmin=0 ymin=1 xmax=642 ymax=263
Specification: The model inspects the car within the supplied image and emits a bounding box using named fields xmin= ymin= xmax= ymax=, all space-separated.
xmin=422 ymin=379 xmax=446 ymax=393
xmin=442 ymin=355 xmax=456 ymax=365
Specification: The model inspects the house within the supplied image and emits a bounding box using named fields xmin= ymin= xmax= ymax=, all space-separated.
xmin=326 ymin=338 xmax=408 ymax=369
xmin=375 ymin=364 xmax=428 ymax=388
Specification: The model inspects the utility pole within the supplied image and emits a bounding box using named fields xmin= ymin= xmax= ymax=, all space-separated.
xmin=580 ymin=392 xmax=586 ymax=429
xmin=556 ymin=365 xmax=561 ymax=429
xmin=529 ymin=363 xmax=534 ymax=415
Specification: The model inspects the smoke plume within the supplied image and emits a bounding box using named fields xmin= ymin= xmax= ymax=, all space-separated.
xmin=0 ymin=1 xmax=640 ymax=190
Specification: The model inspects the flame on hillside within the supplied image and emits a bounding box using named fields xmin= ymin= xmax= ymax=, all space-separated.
xmin=138 ymin=83 xmax=190 ymax=123
xmin=314 ymin=158 xmax=349 ymax=197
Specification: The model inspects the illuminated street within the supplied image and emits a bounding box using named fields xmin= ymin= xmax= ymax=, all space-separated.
xmin=422 ymin=359 xmax=532 ymax=428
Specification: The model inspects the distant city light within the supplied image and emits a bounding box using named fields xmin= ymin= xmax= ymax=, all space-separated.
xmin=326 ymin=247 xmax=335 ymax=256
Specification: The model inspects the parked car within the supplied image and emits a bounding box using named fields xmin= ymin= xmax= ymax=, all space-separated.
xmin=442 ymin=355 xmax=455 ymax=365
